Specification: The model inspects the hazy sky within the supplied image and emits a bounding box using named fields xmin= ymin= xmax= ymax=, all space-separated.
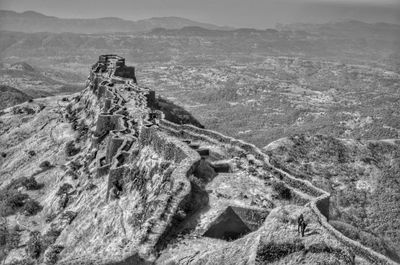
xmin=1 ymin=0 xmax=399 ymax=28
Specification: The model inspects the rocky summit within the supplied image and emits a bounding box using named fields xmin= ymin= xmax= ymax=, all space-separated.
xmin=0 ymin=55 xmax=397 ymax=265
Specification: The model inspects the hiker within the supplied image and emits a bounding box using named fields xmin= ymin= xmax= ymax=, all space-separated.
xmin=297 ymin=213 xmax=304 ymax=234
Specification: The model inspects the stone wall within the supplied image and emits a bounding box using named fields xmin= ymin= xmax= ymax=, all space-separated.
xmin=84 ymin=55 xmax=396 ymax=264
xmin=159 ymin=119 xmax=397 ymax=265
xmin=85 ymin=57 xmax=203 ymax=260
xmin=129 ymin=126 xmax=201 ymax=258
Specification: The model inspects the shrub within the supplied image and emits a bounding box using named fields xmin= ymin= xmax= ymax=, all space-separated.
xmin=7 ymin=177 xmax=42 ymax=191
xmin=58 ymin=195 xmax=69 ymax=210
xmin=1 ymin=152 xmax=6 ymax=158
xmin=44 ymin=245 xmax=64 ymax=265
xmin=257 ymin=240 xmax=304 ymax=263
xmin=26 ymin=231 xmax=42 ymax=259
xmin=69 ymin=160 xmax=82 ymax=171
xmin=308 ymin=241 xmax=349 ymax=259
xmin=65 ymin=141 xmax=80 ymax=157
xmin=39 ymin=161 xmax=52 ymax=169
xmin=22 ymin=200 xmax=42 ymax=216
xmin=279 ymin=209 xmax=291 ymax=224
xmin=85 ymin=183 xmax=97 ymax=191
xmin=6 ymin=191 xmax=28 ymax=208
xmin=23 ymin=177 xmax=42 ymax=190
xmin=28 ymin=150 xmax=35 ymax=156
xmin=7 ymin=177 xmax=27 ymax=190
xmin=0 ymin=220 xmax=6 ymax=246
xmin=308 ymin=241 xmax=334 ymax=253
xmin=7 ymin=259 xmax=35 ymax=265
xmin=0 ymin=189 xmax=29 ymax=217
xmin=330 ymin=220 xmax=360 ymax=240
xmin=0 ymin=220 xmax=19 ymax=249
xmin=66 ymin=170 xmax=79 ymax=180
xmin=42 ymin=228 xmax=61 ymax=247
xmin=5 ymin=226 xmax=20 ymax=249
xmin=56 ymin=183 xmax=73 ymax=196
xmin=272 ymin=181 xmax=292 ymax=200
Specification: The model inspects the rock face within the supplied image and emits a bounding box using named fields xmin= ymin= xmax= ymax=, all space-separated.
xmin=0 ymin=55 xmax=397 ymax=265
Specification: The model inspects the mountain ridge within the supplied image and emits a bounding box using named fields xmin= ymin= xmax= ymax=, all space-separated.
xmin=0 ymin=10 xmax=233 ymax=33
xmin=1 ymin=55 xmax=397 ymax=265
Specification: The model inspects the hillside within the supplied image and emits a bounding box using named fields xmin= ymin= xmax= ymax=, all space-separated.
xmin=0 ymin=62 xmax=84 ymax=100
xmin=0 ymin=85 xmax=32 ymax=110
xmin=264 ymin=135 xmax=400 ymax=263
xmin=0 ymin=20 xmax=399 ymax=147
xmin=0 ymin=10 xmax=231 ymax=33
xmin=279 ymin=20 xmax=400 ymax=41
xmin=1 ymin=55 xmax=392 ymax=264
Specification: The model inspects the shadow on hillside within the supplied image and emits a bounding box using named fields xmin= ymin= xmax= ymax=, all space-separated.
xmin=154 ymin=96 xmax=204 ymax=128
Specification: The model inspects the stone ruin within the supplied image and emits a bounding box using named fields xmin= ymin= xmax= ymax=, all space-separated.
xmin=62 ymin=54 xmax=397 ymax=264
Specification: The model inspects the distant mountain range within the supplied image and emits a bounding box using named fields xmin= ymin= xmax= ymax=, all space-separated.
xmin=0 ymin=10 xmax=232 ymax=33
xmin=278 ymin=20 xmax=400 ymax=40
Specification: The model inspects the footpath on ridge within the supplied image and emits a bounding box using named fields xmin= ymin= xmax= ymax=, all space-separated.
xmin=82 ymin=55 xmax=397 ymax=264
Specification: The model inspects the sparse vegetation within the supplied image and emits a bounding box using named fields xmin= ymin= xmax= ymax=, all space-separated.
xmin=0 ymin=189 xmax=29 ymax=217
xmin=69 ymin=160 xmax=82 ymax=171
xmin=45 ymin=213 xmax=57 ymax=223
xmin=56 ymin=183 xmax=73 ymax=196
xmin=22 ymin=199 xmax=43 ymax=216
xmin=0 ymin=184 xmax=42 ymax=217
xmin=7 ymin=259 xmax=35 ymax=265
xmin=0 ymin=220 xmax=20 ymax=251
xmin=39 ymin=160 xmax=52 ymax=169
xmin=12 ymin=106 xmax=35 ymax=115
xmin=267 ymin=135 xmax=400 ymax=261
xmin=7 ymin=176 xmax=43 ymax=190
xmin=65 ymin=141 xmax=80 ymax=157
xmin=23 ymin=177 xmax=43 ymax=190
xmin=26 ymin=231 xmax=42 ymax=259
xmin=42 ymin=228 xmax=61 ymax=247
xmin=257 ymin=239 xmax=304 ymax=263
xmin=44 ymin=245 xmax=64 ymax=265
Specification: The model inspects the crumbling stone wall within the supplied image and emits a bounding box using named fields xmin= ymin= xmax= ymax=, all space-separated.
xmin=126 ymin=126 xmax=201 ymax=258
xmin=85 ymin=56 xmax=204 ymax=261
xmin=159 ymin=119 xmax=396 ymax=265
xmin=84 ymin=55 xmax=396 ymax=264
